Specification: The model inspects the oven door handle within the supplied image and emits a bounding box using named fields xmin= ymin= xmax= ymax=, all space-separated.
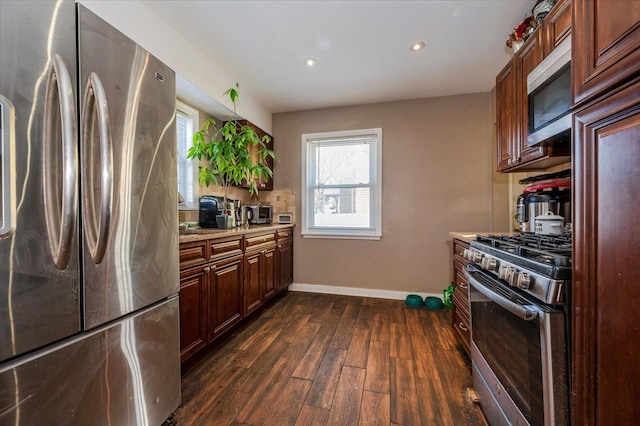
xmin=464 ymin=268 xmax=539 ymax=321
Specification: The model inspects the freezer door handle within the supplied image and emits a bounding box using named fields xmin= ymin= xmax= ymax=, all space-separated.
xmin=0 ymin=95 xmax=16 ymax=239
xmin=82 ymin=72 xmax=113 ymax=264
xmin=43 ymin=54 xmax=78 ymax=270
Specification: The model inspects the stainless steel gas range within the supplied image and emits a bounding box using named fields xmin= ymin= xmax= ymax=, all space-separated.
xmin=463 ymin=234 xmax=571 ymax=426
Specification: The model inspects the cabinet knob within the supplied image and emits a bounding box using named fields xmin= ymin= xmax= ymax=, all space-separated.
xmin=458 ymin=282 xmax=468 ymax=290
xmin=212 ymin=265 xmax=217 ymax=271
xmin=204 ymin=266 xmax=210 ymax=273
xmin=278 ymin=244 xmax=282 ymax=248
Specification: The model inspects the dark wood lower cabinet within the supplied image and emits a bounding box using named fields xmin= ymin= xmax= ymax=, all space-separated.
xmin=244 ymin=243 xmax=276 ymax=315
xmin=179 ymin=266 xmax=207 ymax=362
xmin=573 ymin=79 xmax=640 ymax=424
xmin=179 ymin=226 xmax=294 ymax=368
xmin=243 ymin=250 xmax=263 ymax=315
xmin=276 ymin=237 xmax=293 ymax=290
xmin=451 ymin=238 xmax=471 ymax=355
xmin=208 ymin=254 xmax=243 ymax=339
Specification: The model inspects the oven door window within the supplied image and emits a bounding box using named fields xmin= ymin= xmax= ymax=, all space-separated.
xmin=471 ymin=284 xmax=544 ymax=426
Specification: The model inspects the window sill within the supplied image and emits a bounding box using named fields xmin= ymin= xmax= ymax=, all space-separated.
xmin=301 ymin=232 xmax=381 ymax=241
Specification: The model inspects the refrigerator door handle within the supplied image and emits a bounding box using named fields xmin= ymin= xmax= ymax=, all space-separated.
xmin=81 ymin=72 xmax=113 ymax=264
xmin=0 ymin=95 xmax=16 ymax=239
xmin=43 ymin=54 xmax=78 ymax=270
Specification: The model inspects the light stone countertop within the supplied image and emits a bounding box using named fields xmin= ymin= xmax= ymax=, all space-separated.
xmin=179 ymin=223 xmax=295 ymax=243
xmin=449 ymin=231 xmax=512 ymax=244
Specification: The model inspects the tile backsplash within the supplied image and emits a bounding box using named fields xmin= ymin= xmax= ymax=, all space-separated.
xmin=179 ymin=188 xmax=296 ymax=224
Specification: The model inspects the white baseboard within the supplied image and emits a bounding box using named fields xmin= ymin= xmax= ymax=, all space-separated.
xmin=288 ymin=282 xmax=442 ymax=301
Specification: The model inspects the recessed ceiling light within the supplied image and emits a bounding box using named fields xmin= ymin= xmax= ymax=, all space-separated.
xmin=304 ymin=58 xmax=317 ymax=67
xmin=410 ymin=41 xmax=425 ymax=52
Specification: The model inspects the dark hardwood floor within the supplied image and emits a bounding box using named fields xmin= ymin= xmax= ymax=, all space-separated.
xmin=177 ymin=292 xmax=487 ymax=426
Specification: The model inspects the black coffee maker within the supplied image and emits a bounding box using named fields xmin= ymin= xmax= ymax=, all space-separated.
xmin=199 ymin=195 xmax=221 ymax=228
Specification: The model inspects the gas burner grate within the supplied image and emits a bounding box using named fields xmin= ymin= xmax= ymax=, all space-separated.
xmin=475 ymin=234 xmax=572 ymax=267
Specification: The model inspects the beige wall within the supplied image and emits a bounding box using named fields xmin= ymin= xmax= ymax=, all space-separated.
xmin=273 ymin=93 xmax=510 ymax=294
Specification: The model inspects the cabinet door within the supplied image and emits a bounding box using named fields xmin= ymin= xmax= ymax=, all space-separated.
xmin=544 ymin=0 xmax=571 ymax=54
xmin=276 ymin=238 xmax=293 ymax=291
xmin=496 ymin=59 xmax=519 ymax=171
xmin=263 ymin=246 xmax=276 ymax=300
xmin=573 ymin=80 xmax=640 ymax=424
xmin=516 ymin=29 xmax=547 ymax=166
xmin=243 ymin=250 xmax=263 ymax=315
xmin=179 ymin=266 xmax=207 ymax=362
xmin=209 ymin=255 xmax=243 ymax=340
xmin=573 ymin=0 xmax=640 ymax=106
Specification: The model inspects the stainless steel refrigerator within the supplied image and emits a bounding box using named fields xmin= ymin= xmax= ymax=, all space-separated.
xmin=0 ymin=1 xmax=181 ymax=424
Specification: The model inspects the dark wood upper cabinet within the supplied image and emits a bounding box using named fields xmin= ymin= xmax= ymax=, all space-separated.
xmin=496 ymin=60 xmax=519 ymax=172
xmin=572 ymin=0 xmax=640 ymax=107
xmin=572 ymin=78 xmax=640 ymax=425
xmin=516 ymin=28 xmax=548 ymax=166
xmin=544 ymin=0 xmax=572 ymax=54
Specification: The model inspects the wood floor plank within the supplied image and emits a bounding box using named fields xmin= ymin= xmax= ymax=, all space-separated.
xmin=415 ymin=377 xmax=455 ymax=426
xmin=284 ymin=321 xmax=322 ymax=360
xmin=192 ymin=389 xmax=251 ymax=426
xmin=263 ymin=377 xmax=313 ymax=425
xmin=390 ymin=358 xmax=422 ymax=425
xmin=326 ymin=366 xmax=366 ymax=425
xmin=358 ymin=390 xmax=390 ymax=426
xmin=364 ymin=340 xmax=390 ymax=394
xmin=405 ymin=307 xmax=427 ymax=336
xmin=232 ymin=339 xmax=290 ymax=394
xmin=329 ymin=317 xmax=356 ymax=350
xmin=389 ymin=322 xmax=412 ymax=359
xmin=370 ymin=311 xmax=390 ymax=342
xmin=410 ymin=334 xmax=441 ymax=380
xmin=177 ymin=362 xmax=246 ymax=423
xmin=305 ymin=348 xmax=348 ymax=409
xmin=233 ymin=328 xmax=282 ymax=368
xmin=345 ymin=328 xmax=371 ymax=368
xmin=292 ymin=322 xmax=337 ymax=380
xmin=389 ymin=303 xmax=406 ymax=325
xmin=295 ymin=405 xmax=329 ymax=426
xmin=235 ymin=356 xmax=298 ymax=425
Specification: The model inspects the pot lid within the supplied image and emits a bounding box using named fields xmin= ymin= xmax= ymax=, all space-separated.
xmin=524 ymin=178 xmax=571 ymax=193
xmin=535 ymin=211 xmax=564 ymax=221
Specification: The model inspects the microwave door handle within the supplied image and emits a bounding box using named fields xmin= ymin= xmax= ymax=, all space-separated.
xmin=0 ymin=95 xmax=16 ymax=238
xmin=464 ymin=267 xmax=539 ymax=321
xmin=81 ymin=72 xmax=113 ymax=264
xmin=43 ymin=54 xmax=78 ymax=270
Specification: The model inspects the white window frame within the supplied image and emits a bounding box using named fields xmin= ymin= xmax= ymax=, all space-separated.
xmin=301 ymin=128 xmax=382 ymax=240
xmin=176 ymin=100 xmax=199 ymax=209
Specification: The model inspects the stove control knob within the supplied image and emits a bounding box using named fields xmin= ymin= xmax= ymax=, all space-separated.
xmin=484 ymin=257 xmax=497 ymax=271
xmin=516 ymin=272 xmax=531 ymax=289
xmin=472 ymin=251 xmax=483 ymax=263
xmin=462 ymin=249 xmax=471 ymax=260
xmin=508 ymin=270 xmax=520 ymax=287
xmin=498 ymin=265 xmax=514 ymax=281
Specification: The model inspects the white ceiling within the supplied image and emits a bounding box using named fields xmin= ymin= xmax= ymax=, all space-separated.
xmin=143 ymin=0 xmax=534 ymax=114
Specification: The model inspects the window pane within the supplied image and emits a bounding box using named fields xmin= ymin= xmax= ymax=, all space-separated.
xmin=313 ymin=187 xmax=370 ymax=228
xmin=176 ymin=110 xmax=194 ymax=204
xmin=314 ymin=142 xmax=370 ymax=185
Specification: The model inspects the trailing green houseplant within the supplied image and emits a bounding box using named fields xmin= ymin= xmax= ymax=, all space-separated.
xmin=187 ymin=84 xmax=275 ymax=227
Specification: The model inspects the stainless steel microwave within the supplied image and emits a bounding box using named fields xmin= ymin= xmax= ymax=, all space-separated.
xmin=527 ymin=36 xmax=572 ymax=147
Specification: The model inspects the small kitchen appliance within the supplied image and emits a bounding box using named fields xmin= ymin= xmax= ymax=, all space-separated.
xmin=199 ymin=195 xmax=221 ymax=228
xmin=527 ymin=36 xmax=572 ymax=147
xmin=516 ymin=177 xmax=571 ymax=234
xmin=277 ymin=213 xmax=293 ymax=224
xmin=463 ymin=233 xmax=571 ymax=425
xmin=246 ymin=205 xmax=273 ymax=225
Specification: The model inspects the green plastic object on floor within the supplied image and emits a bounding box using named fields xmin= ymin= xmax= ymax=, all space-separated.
xmin=442 ymin=284 xmax=454 ymax=309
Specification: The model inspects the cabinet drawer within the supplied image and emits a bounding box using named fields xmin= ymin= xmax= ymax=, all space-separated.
xmin=209 ymin=236 xmax=243 ymax=262
xmin=180 ymin=241 xmax=208 ymax=269
xmin=453 ymin=240 xmax=470 ymax=258
xmin=277 ymin=229 xmax=293 ymax=240
xmin=452 ymin=304 xmax=471 ymax=353
xmin=453 ymin=286 xmax=470 ymax=317
xmin=245 ymin=232 xmax=276 ymax=250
